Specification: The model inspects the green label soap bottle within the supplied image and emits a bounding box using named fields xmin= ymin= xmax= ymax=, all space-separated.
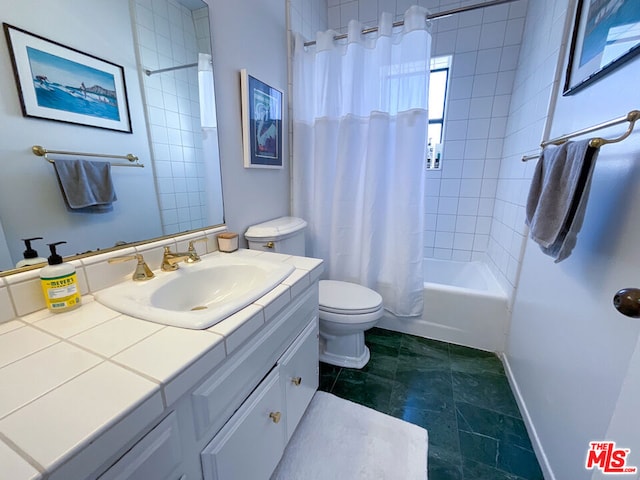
xmin=40 ymin=241 xmax=81 ymax=313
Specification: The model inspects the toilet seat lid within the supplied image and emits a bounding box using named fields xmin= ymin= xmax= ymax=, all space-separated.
xmin=319 ymin=280 xmax=383 ymax=315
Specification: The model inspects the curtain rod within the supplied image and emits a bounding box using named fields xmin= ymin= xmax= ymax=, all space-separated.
xmin=302 ymin=0 xmax=519 ymax=47
xmin=144 ymin=56 xmax=213 ymax=76
xmin=144 ymin=62 xmax=198 ymax=76
xmin=521 ymin=110 xmax=640 ymax=162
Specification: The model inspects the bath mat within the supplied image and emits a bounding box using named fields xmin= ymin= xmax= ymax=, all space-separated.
xmin=272 ymin=391 xmax=428 ymax=479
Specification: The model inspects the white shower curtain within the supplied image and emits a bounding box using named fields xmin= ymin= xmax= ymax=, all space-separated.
xmin=198 ymin=53 xmax=224 ymax=225
xmin=292 ymin=6 xmax=431 ymax=317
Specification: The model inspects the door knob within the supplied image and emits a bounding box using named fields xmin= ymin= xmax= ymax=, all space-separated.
xmin=613 ymin=288 xmax=640 ymax=318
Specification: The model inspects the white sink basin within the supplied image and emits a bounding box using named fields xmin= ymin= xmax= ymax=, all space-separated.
xmin=95 ymin=253 xmax=295 ymax=329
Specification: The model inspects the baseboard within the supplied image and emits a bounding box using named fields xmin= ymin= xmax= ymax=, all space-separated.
xmin=500 ymin=353 xmax=556 ymax=480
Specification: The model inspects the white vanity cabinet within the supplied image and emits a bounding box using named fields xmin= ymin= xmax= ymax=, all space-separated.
xmin=95 ymin=282 xmax=319 ymax=480
xmin=97 ymin=412 xmax=183 ymax=480
xmin=279 ymin=319 xmax=319 ymax=441
xmin=201 ymin=319 xmax=319 ymax=480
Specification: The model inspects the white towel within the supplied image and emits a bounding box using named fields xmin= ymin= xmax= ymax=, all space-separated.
xmin=525 ymin=139 xmax=599 ymax=263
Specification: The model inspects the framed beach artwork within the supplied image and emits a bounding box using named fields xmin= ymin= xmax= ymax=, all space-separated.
xmin=564 ymin=0 xmax=640 ymax=95
xmin=3 ymin=23 xmax=132 ymax=133
xmin=240 ymin=69 xmax=283 ymax=168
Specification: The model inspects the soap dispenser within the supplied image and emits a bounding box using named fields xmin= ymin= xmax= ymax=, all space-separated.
xmin=40 ymin=241 xmax=81 ymax=313
xmin=16 ymin=237 xmax=47 ymax=268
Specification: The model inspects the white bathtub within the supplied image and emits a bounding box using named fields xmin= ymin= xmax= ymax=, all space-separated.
xmin=379 ymin=258 xmax=509 ymax=352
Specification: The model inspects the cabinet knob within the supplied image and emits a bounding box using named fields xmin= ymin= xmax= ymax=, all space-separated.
xmin=269 ymin=411 xmax=281 ymax=424
xmin=291 ymin=376 xmax=302 ymax=386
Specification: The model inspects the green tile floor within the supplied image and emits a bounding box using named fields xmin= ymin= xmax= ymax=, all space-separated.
xmin=318 ymin=328 xmax=544 ymax=480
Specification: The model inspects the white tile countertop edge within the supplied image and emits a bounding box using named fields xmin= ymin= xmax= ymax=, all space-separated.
xmin=0 ymin=249 xmax=323 ymax=479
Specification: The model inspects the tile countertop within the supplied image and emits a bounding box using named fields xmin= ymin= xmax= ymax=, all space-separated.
xmin=0 ymin=249 xmax=323 ymax=480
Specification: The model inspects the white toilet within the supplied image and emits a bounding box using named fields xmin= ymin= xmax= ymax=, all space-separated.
xmin=245 ymin=217 xmax=383 ymax=369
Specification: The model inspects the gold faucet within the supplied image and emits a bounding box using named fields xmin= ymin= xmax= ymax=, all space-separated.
xmin=187 ymin=238 xmax=207 ymax=262
xmin=162 ymin=238 xmax=207 ymax=271
xmin=161 ymin=246 xmax=192 ymax=271
xmin=108 ymin=253 xmax=155 ymax=281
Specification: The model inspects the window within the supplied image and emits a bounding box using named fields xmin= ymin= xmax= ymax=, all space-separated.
xmin=428 ymin=56 xmax=450 ymax=145
xmin=426 ymin=56 xmax=450 ymax=169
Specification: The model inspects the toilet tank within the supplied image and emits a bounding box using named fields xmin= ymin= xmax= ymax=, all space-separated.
xmin=244 ymin=217 xmax=307 ymax=255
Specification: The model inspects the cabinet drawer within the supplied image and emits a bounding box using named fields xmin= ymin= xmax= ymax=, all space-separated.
xmin=191 ymin=286 xmax=317 ymax=440
xmin=98 ymin=412 xmax=181 ymax=480
xmin=201 ymin=368 xmax=285 ymax=480
xmin=279 ymin=318 xmax=319 ymax=440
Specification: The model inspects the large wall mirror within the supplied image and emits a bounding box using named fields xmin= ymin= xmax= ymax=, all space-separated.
xmin=0 ymin=0 xmax=223 ymax=273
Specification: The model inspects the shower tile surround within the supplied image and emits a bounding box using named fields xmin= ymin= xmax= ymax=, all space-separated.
xmin=0 ymin=226 xmax=325 ymax=478
xmin=321 ymin=328 xmax=544 ymax=479
xmin=132 ymin=0 xmax=212 ymax=235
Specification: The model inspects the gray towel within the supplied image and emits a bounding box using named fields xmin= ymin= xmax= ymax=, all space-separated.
xmin=54 ymin=158 xmax=117 ymax=212
xmin=525 ymin=139 xmax=599 ymax=263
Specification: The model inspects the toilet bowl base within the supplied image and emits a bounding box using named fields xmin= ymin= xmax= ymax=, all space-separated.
xmin=319 ymin=345 xmax=370 ymax=369
xmin=319 ymin=330 xmax=371 ymax=369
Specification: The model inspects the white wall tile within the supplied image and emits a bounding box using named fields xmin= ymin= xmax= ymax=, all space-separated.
xmin=479 ymin=21 xmax=506 ymax=49
xmin=440 ymin=179 xmax=461 ymax=197
xmin=451 ymin=52 xmax=477 ymax=78
xmin=436 ymin=214 xmax=457 ymax=232
xmin=455 ymin=25 xmax=481 ymax=53
xmin=456 ymin=216 xmax=477 ymax=234
xmin=433 ymin=248 xmax=453 ymax=260
xmin=359 ymin=0 xmax=378 ymax=23
xmin=438 ymin=197 xmax=459 ymax=215
xmin=453 ymin=233 xmax=474 ymax=250
xmin=328 ymin=6 xmax=341 ymax=29
xmin=452 ymin=250 xmax=472 ymax=261
xmin=340 ymin=1 xmax=359 ymax=27
xmin=475 ymin=48 xmax=502 ymax=75
xmin=441 ymin=159 xmax=463 ymax=178
xmin=435 ymin=232 xmax=454 ymax=249
xmin=460 ymin=178 xmax=482 ymax=197
xmin=458 ymin=197 xmax=479 ymax=215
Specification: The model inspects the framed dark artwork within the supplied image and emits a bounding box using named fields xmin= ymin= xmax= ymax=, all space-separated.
xmin=564 ymin=0 xmax=640 ymax=95
xmin=3 ymin=23 xmax=132 ymax=133
xmin=240 ymin=69 xmax=283 ymax=168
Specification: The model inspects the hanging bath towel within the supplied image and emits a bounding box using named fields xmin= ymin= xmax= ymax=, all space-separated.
xmin=525 ymin=139 xmax=599 ymax=263
xmin=54 ymin=158 xmax=117 ymax=213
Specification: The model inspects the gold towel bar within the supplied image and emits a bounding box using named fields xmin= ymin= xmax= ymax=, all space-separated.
xmin=521 ymin=109 xmax=640 ymax=162
xmin=32 ymin=145 xmax=144 ymax=168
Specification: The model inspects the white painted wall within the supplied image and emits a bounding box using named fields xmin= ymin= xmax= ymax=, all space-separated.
xmin=504 ymin=1 xmax=640 ymax=479
xmin=206 ymin=0 xmax=291 ymax=245
xmin=0 ymin=0 xmax=162 ymax=266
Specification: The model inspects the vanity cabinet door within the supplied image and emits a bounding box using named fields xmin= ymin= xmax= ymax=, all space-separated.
xmin=279 ymin=317 xmax=319 ymax=440
xmin=201 ymin=368 xmax=285 ymax=480
xmin=98 ymin=412 xmax=182 ymax=480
